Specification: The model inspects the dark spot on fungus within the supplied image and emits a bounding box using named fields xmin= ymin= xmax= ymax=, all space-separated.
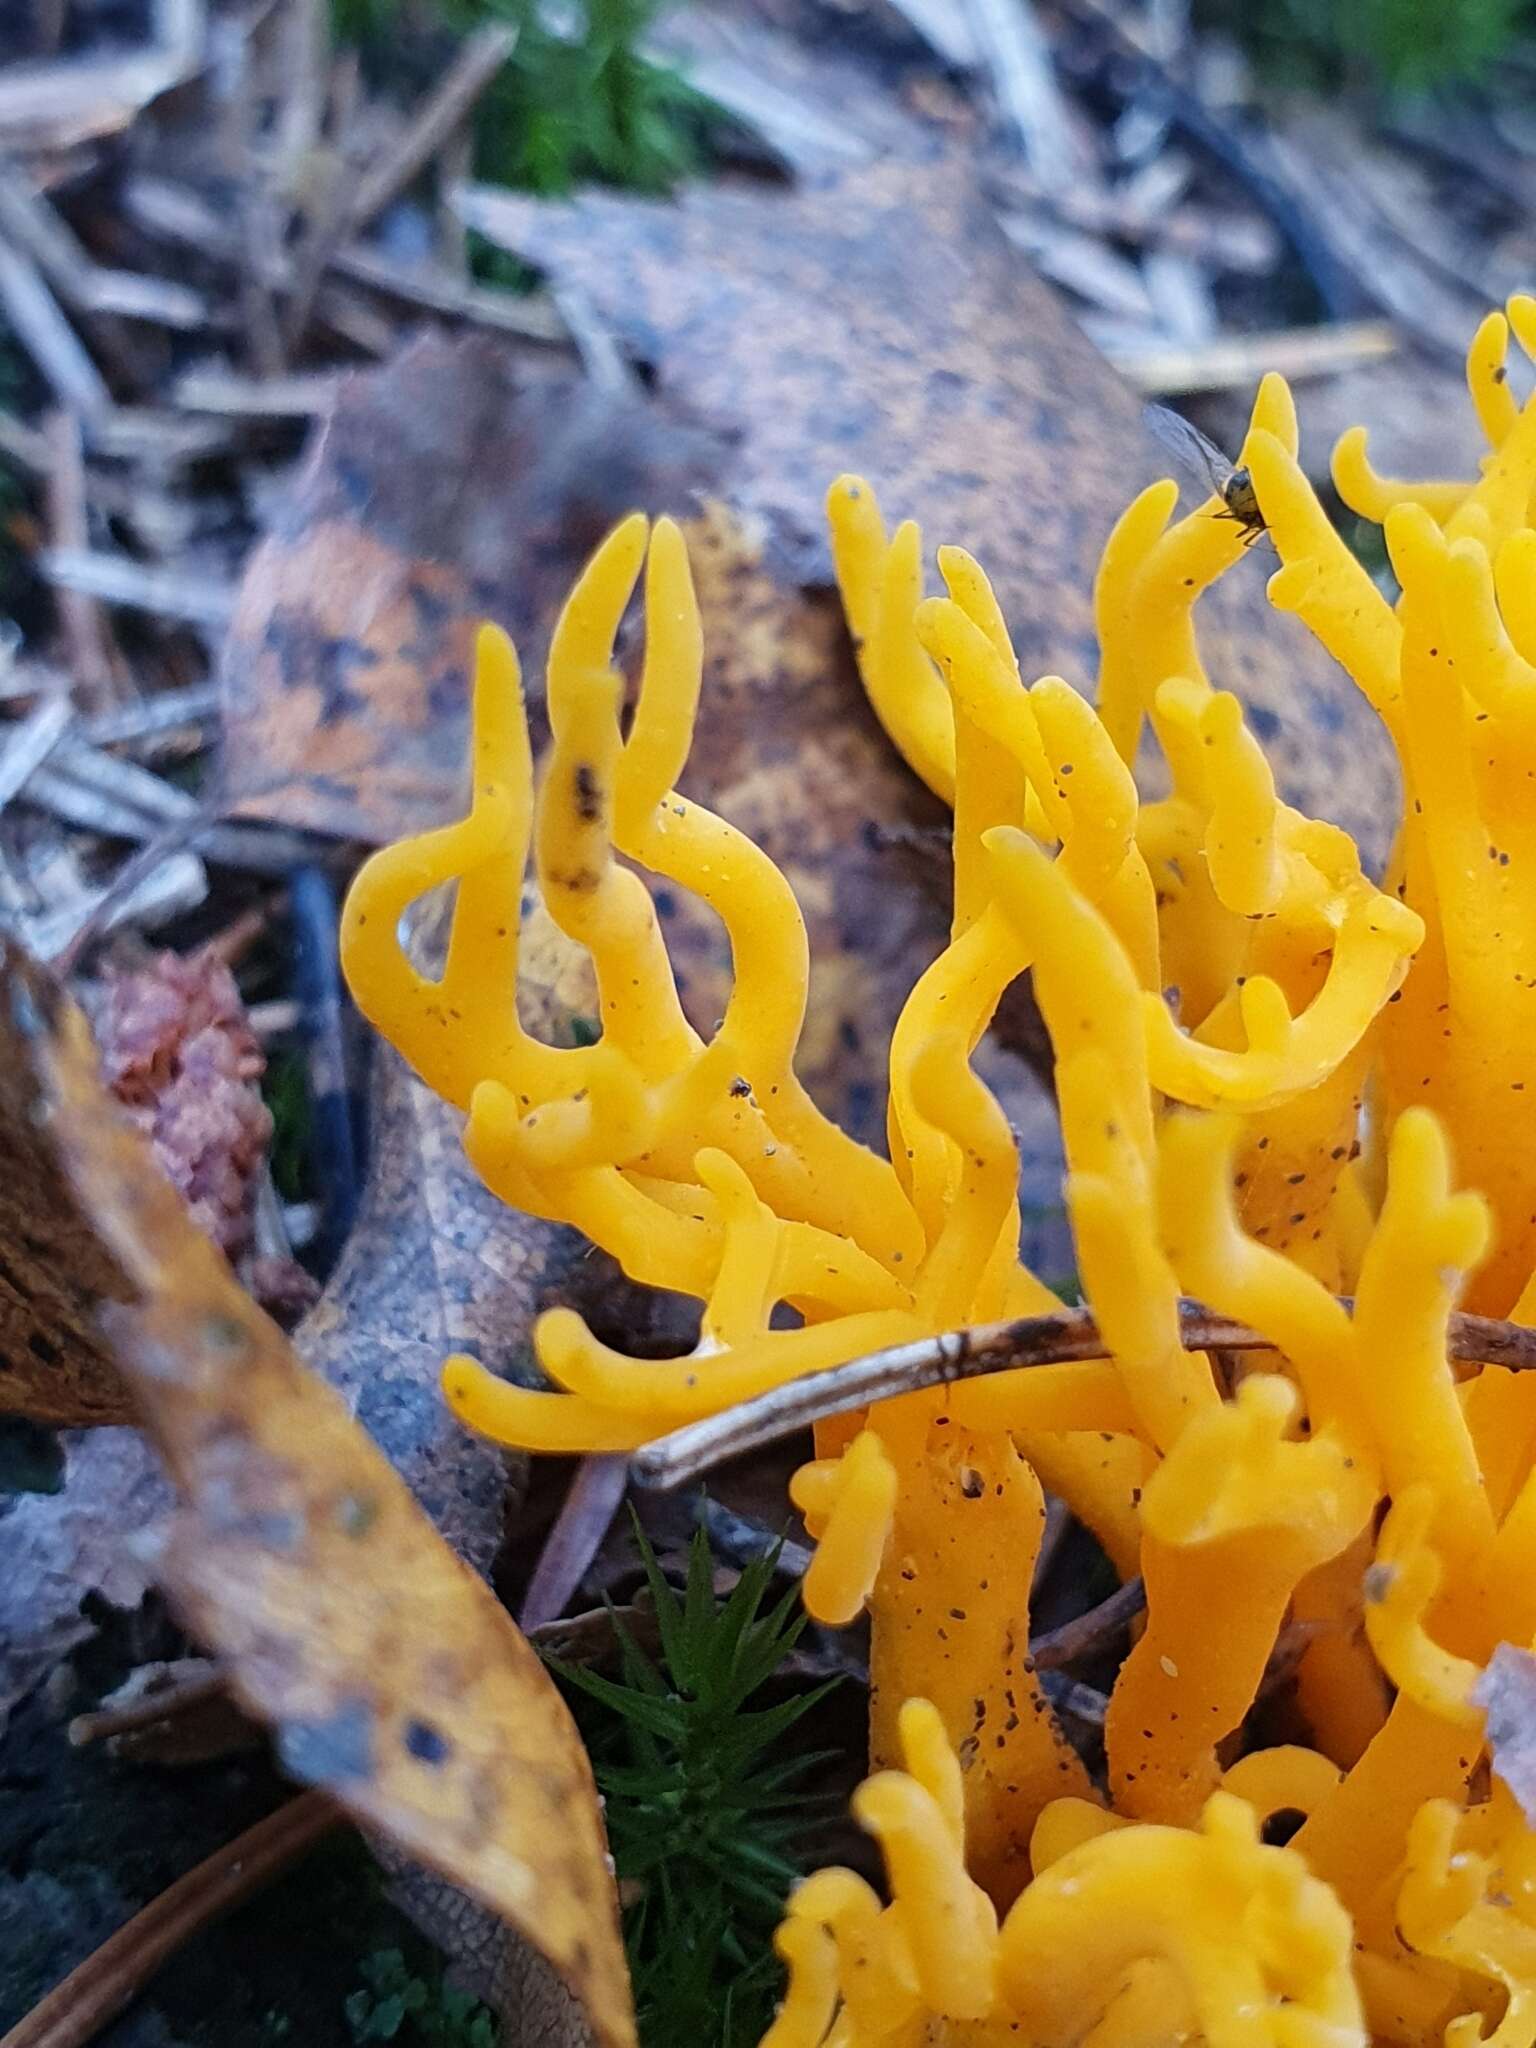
xmin=573 ymin=762 xmax=601 ymax=822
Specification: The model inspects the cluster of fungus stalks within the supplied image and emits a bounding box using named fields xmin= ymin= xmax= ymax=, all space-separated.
xmin=342 ymin=298 xmax=1536 ymax=2048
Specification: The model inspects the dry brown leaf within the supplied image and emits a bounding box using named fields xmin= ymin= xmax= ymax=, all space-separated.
xmin=456 ymin=137 xmax=1396 ymax=861
xmin=220 ymin=338 xmax=726 ymax=844
xmin=20 ymin=954 xmax=636 ymax=2048
xmin=0 ymin=939 xmax=134 ymax=1426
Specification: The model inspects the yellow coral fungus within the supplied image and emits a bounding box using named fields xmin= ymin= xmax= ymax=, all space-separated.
xmin=342 ymin=301 xmax=1536 ymax=2048
xmin=1253 ymin=296 xmax=1536 ymax=1315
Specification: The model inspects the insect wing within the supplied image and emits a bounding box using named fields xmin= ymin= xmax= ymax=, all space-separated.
xmin=1142 ymin=403 xmax=1234 ymax=497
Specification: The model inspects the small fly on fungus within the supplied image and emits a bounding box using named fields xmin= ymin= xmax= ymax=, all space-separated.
xmin=1143 ymin=402 xmax=1267 ymax=547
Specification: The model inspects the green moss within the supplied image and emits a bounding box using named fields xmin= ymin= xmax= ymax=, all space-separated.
xmin=262 ymin=1045 xmax=313 ymax=1205
xmin=1201 ymin=0 xmax=1536 ymax=92
xmin=0 ymin=1418 xmax=65 ymax=1495
xmin=344 ymin=1948 xmax=495 ymax=2045
xmin=549 ymin=1520 xmax=833 ymax=2048
xmin=331 ymin=0 xmax=714 ymax=213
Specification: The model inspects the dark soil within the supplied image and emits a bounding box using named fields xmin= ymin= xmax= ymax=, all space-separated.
xmin=0 ymin=1600 xmax=445 ymax=2047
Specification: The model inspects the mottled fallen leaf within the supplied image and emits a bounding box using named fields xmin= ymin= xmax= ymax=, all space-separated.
xmin=27 ymin=953 xmax=636 ymax=2048
xmin=1475 ymin=1642 xmax=1536 ymax=1824
xmin=221 ymin=339 xmax=726 ymax=845
xmin=0 ymin=940 xmax=133 ymax=1427
xmin=456 ymin=127 xmax=1395 ymax=860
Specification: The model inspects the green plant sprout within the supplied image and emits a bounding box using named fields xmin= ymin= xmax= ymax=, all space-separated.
xmin=330 ymin=0 xmax=713 ymax=205
xmin=549 ymin=1520 xmax=836 ymax=2048
xmin=344 ymin=1948 xmax=496 ymax=2047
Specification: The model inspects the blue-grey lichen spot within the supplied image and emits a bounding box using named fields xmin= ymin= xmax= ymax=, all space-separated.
xmin=404 ymin=1717 xmax=451 ymax=1766
xmin=202 ymin=1311 xmax=252 ymax=1362
xmin=334 ymin=1491 xmax=379 ymax=1539
xmin=277 ymin=1698 xmax=375 ymax=1788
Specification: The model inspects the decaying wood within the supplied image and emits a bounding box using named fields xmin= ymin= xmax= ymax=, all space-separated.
xmin=290 ymin=991 xmax=616 ymax=1574
xmin=0 ymin=940 xmax=134 ymax=1426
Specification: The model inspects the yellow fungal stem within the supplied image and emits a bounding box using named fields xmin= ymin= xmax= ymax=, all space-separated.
xmin=865 ymin=1418 xmax=1094 ymax=1906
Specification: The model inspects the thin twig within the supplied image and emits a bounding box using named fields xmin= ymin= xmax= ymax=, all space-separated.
xmin=330 ymin=242 xmax=565 ymax=343
xmin=46 ymin=802 xmax=309 ymax=974
xmin=0 ymin=695 xmax=71 ymax=812
xmin=1040 ymin=1671 xmax=1108 ymax=1727
xmin=1030 ymin=1493 xmax=1070 ymax=1597
xmin=35 ymin=548 xmax=234 ymax=630
xmin=631 ymin=1299 xmax=1536 ymax=1490
xmin=964 ymin=0 xmax=1097 ymax=195
xmin=82 ymin=682 xmax=220 ymax=751
xmin=519 ymin=1453 xmax=630 ymax=1632
xmin=696 ymin=1497 xmax=814 ymax=1580
xmin=44 ymin=410 xmax=125 ymax=709
xmin=0 ymin=407 xmax=51 ymax=474
xmin=0 ymin=166 xmax=205 ymax=333
xmin=248 ymin=998 xmax=300 ymax=1038
xmin=1031 ymin=1576 xmax=1147 ymax=1672
xmin=0 ymin=0 xmax=203 ymax=153
xmin=1114 ymin=319 xmax=1398 ymax=397
xmin=26 ymin=852 xmax=207 ymax=965
xmin=172 ymin=367 xmax=341 ymax=419
xmin=347 ymin=25 xmax=517 ymax=235
xmin=0 ymin=235 xmax=110 ymax=418
xmin=0 ymin=1792 xmax=337 ymax=2048
xmin=68 ymin=1664 xmax=227 ymax=1747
